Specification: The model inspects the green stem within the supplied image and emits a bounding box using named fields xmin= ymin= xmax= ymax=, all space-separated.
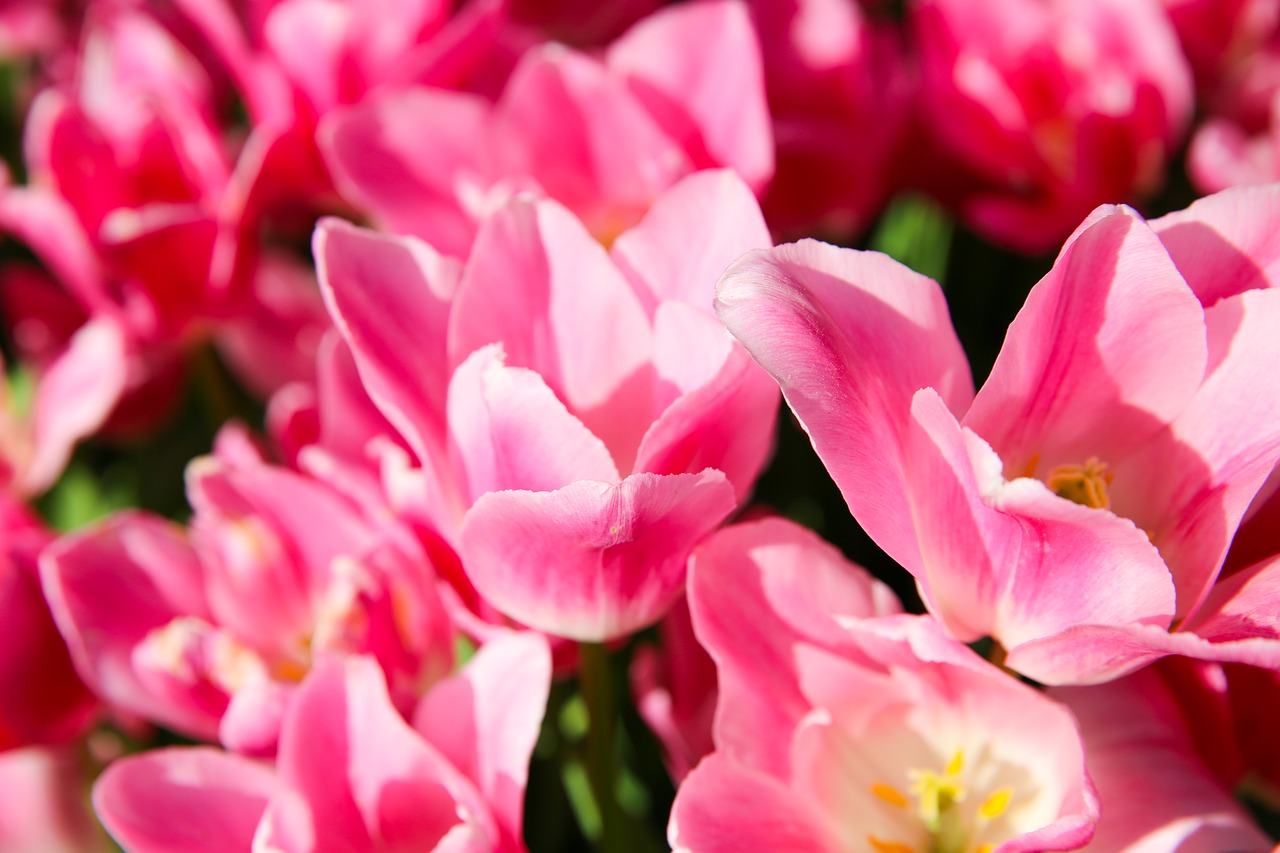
xmin=579 ymin=641 xmax=625 ymax=852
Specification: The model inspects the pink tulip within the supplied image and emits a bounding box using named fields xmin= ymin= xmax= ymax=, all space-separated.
xmin=320 ymin=0 xmax=772 ymax=256
xmin=715 ymin=191 xmax=1280 ymax=684
xmin=94 ymin=633 xmax=551 ymax=853
xmin=671 ymin=518 xmax=1096 ymax=852
xmin=911 ymin=0 xmax=1193 ymax=251
xmin=318 ymin=170 xmax=779 ymax=642
xmin=41 ymin=459 xmax=455 ymax=754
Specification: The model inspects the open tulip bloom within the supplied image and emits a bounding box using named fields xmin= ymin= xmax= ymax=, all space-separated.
xmin=317 ymin=169 xmax=779 ymax=642
xmin=715 ymin=189 xmax=1280 ymax=685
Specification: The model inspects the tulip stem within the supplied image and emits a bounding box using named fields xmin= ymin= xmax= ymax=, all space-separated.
xmin=579 ymin=641 xmax=625 ymax=852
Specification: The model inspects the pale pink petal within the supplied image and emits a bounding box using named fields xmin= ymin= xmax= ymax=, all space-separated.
xmin=789 ymin=632 xmax=1098 ymax=853
xmin=905 ymin=390 xmax=1176 ymax=654
xmin=714 ymin=241 xmax=973 ymax=572
xmin=1055 ymin=671 xmax=1272 ymax=853
xmin=448 ymin=195 xmax=653 ymax=421
xmin=447 ymin=346 xmax=620 ymax=502
xmin=647 ymin=301 xmax=734 ymax=404
xmin=610 ymin=169 xmax=772 ymax=317
xmin=318 ymin=88 xmax=490 ymax=257
xmin=315 ymin=217 xmax=461 ymax=469
xmin=1141 ymin=288 xmax=1280 ymax=618
xmin=93 ymin=748 xmax=277 ymax=853
xmin=489 ymin=46 xmax=691 ymax=238
xmin=413 ymin=631 xmax=552 ymax=848
xmin=634 ymin=306 xmax=780 ymax=500
xmin=608 ymin=0 xmax=773 ymax=192
xmin=1151 ymin=183 xmax=1280 ymax=306
xmin=459 ymin=470 xmax=735 ymax=641
xmin=1187 ymin=119 xmax=1276 ymax=195
xmin=687 ymin=517 xmax=899 ymax=777
xmin=1007 ymin=616 xmax=1280 ymax=687
xmin=1185 ymin=555 xmax=1280 ymax=646
xmin=668 ymin=755 xmax=839 ymax=853
xmin=21 ymin=318 xmax=127 ymax=494
xmin=218 ymin=677 xmax=291 ymax=757
xmin=965 ymin=206 xmax=1208 ymax=473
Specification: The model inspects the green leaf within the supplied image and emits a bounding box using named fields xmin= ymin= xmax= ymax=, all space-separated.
xmin=40 ymin=460 xmax=136 ymax=532
xmin=869 ymin=193 xmax=954 ymax=285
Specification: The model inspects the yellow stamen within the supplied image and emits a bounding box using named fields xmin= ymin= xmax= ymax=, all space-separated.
xmin=980 ymin=788 xmax=1013 ymax=820
xmin=871 ymin=783 xmax=910 ymax=809
xmin=1046 ymin=456 xmax=1113 ymax=509
xmin=909 ymin=769 xmax=965 ymax=833
xmin=868 ymin=836 xmax=916 ymax=853
xmin=945 ymin=750 xmax=965 ymax=777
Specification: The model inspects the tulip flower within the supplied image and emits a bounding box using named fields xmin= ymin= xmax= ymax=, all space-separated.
xmin=715 ymin=193 xmax=1280 ymax=683
xmin=94 ymin=632 xmax=550 ymax=853
xmin=318 ymin=170 xmax=779 ymax=641
xmin=41 ymin=459 xmax=454 ymax=754
xmin=671 ymin=518 xmax=1096 ymax=853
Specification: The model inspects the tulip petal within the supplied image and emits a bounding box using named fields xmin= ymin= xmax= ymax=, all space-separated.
xmin=447 ymin=345 xmax=620 ymax=501
xmin=634 ymin=307 xmax=780 ymax=500
xmin=906 ymin=389 xmax=1177 ymax=656
xmin=669 ymin=755 xmax=838 ymax=853
xmin=611 ymin=169 xmax=771 ymax=316
xmin=22 ymin=318 xmax=127 ymax=494
xmin=413 ymin=631 xmax=552 ymax=847
xmin=687 ymin=517 xmax=899 ymax=777
xmin=965 ymin=206 xmax=1208 ymax=473
xmin=1151 ymin=182 xmax=1280 ymax=307
xmin=94 ymin=748 xmax=277 ymax=853
xmin=319 ymin=88 xmax=490 ymax=257
xmin=459 ymin=470 xmax=735 ymax=640
xmin=1111 ymin=287 xmax=1280 ymax=619
xmin=1055 ymin=671 xmax=1272 ymax=853
xmin=315 ymin=217 xmax=461 ymax=470
xmin=40 ymin=513 xmax=218 ymax=736
xmin=272 ymin=657 xmax=489 ymax=852
xmin=714 ymin=241 xmax=973 ymax=571
xmin=608 ymin=0 xmax=774 ymax=192
xmin=449 ymin=195 xmax=653 ymax=420
xmin=489 ymin=46 xmax=690 ymax=237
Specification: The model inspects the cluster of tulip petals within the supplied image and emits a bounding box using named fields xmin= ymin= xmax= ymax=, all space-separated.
xmin=3 ymin=0 xmax=1280 ymax=852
